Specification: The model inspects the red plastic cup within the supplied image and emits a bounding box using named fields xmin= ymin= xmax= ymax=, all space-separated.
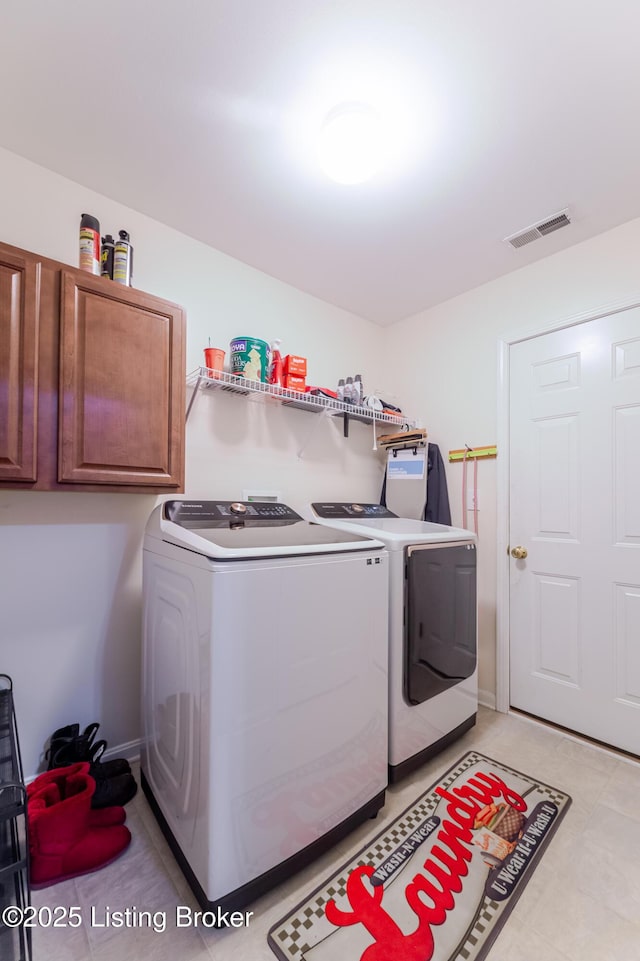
xmin=204 ymin=347 xmax=225 ymax=378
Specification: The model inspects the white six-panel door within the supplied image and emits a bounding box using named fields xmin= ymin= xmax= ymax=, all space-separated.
xmin=509 ymin=307 xmax=640 ymax=755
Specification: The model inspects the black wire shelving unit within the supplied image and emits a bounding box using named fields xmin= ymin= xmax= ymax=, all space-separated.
xmin=0 ymin=675 xmax=32 ymax=961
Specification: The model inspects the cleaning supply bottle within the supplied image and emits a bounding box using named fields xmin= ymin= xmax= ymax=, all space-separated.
xmin=79 ymin=214 xmax=101 ymax=275
xmin=113 ymin=230 xmax=133 ymax=286
xmin=101 ymin=234 xmax=115 ymax=279
xmin=344 ymin=376 xmax=354 ymax=404
xmin=337 ymin=378 xmax=345 ymax=402
xmin=269 ymin=339 xmax=283 ymax=386
xmin=353 ymin=374 xmax=363 ymax=405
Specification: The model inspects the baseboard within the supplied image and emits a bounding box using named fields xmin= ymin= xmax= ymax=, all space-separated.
xmin=478 ymin=688 xmax=497 ymax=710
xmin=102 ymin=738 xmax=141 ymax=765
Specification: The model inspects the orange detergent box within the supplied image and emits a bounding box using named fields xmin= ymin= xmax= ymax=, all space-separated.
xmin=283 ymin=354 xmax=307 ymax=376
xmin=282 ymin=374 xmax=306 ymax=391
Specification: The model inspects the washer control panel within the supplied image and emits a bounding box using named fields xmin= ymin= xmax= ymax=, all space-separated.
xmin=312 ymin=502 xmax=397 ymax=519
xmin=165 ymin=501 xmax=301 ymax=526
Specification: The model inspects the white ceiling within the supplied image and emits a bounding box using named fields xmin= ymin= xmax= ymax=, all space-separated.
xmin=2 ymin=1 xmax=640 ymax=325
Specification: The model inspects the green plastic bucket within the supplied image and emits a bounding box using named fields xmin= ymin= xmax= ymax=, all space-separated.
xmin=230 ymin=336 xmax=270 ymax=382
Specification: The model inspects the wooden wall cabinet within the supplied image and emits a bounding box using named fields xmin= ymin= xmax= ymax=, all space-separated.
xmin=0 ymin=247 xmax=39 ymax=482
xmin=0 ymin=240 xmax=185 ymax=493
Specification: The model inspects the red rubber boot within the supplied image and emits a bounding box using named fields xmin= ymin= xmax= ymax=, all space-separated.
xmin=28 ymin=763 xmax=127 ymax=826
xmin=28 ymin=769 xmax=131 ymax=888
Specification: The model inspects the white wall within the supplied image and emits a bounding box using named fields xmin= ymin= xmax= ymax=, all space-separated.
xmin=6 ymin=141 xmax=639 ymax=773
xmin=0 ymin=146 xmax=390 ymax=775
xmin=384 ymin=216 xmax=640 ymax=704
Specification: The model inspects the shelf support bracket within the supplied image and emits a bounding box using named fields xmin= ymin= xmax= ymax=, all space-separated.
xmin=185 ymin=373 xmax=206 ymax=422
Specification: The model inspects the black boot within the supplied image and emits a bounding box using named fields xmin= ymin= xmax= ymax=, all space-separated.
xmin=47 ymin=724 xmax=130 ymax=779
xmin=91 ymin=771 xmax=138 ymax=809
xmin=86 ymin=739 xmax=131 ymax=780
xmin=46 ymin=722 xmax=98 ymax=769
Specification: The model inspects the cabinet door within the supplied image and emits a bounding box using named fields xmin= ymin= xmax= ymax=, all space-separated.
xmin=0 ymin=248 xmax=39 ymax=481
xmin=58 ymin=271 xmax=185 ymax=487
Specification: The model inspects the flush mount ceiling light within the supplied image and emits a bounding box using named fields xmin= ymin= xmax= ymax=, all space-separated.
xmin=318 ymin=102 xmax=387 ymax=185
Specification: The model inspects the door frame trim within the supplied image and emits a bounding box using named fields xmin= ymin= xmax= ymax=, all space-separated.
xmin=495 ymin=293 xmax=640 ymax=713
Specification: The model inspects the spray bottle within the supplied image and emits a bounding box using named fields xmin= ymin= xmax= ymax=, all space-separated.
xmin=101 ymin=234 xmax=115 ymax=279
xmin=113 ymin=230 xmax=133 ymax=286
xmin=269 ymin=339 xmax=283 ymax=386
xmin=79 ymin=213 xmax=101 ymax=275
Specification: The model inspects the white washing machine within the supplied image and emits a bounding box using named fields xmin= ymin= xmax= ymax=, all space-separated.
xmin=141 ymin=500 xmax=388 ymax=912
xmin=308 ymin=503 xmax=477 ymax=782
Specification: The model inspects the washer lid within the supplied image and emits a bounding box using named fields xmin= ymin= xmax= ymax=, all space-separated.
xmin=309 ymin=502 xmax=475 ymax=548
xmin=151 ymin=501 xmax=384 ymax=559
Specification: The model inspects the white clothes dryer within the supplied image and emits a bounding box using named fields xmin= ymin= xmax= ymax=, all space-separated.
xmin=308 ymin=503 xmax=477 ymax=782
xmin=141 ymin=500 xmax=388 ymax=912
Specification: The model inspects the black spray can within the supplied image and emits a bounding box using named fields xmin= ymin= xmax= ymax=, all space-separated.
xmin=101 ymin=234 xmax=115 ymax=279
xmin=113 ymin=229 xmax=133 ymax=286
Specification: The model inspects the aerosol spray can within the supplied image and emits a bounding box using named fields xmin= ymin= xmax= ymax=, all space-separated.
xmin=344 ymin=376 xmax=354 ymax=404
xmin=113 ymin=230 xmax=133 ymax=286
xmin=101 ymin=234 xmax=115 ymax=279
xmin=79 ymin=213 xmax=101 ymax=275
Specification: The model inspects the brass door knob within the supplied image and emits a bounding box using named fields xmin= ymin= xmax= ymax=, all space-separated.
xmin=511 ymin=546 xmax=528 ymax=559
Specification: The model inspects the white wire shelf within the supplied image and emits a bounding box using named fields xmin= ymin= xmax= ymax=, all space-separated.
xmin=186 ymin=367 xmax=415 ymax=428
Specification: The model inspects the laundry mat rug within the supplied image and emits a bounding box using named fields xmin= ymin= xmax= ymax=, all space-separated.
xmin=268 ymin=751 xmax=571 ymax=961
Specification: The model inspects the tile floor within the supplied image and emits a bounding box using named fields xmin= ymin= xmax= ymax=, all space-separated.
xmin=31 ymin=707 xmax=640 ymax=961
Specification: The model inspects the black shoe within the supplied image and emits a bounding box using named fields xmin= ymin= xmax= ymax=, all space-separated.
xmin=87 ymin=740 xmax=131 ymax=780
xmin=91 ymin=772 xmax=138 ymax=809
xmin=46 ymin=722 xmax=100 ymax=769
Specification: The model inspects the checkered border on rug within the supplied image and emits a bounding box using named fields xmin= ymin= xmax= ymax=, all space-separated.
xmin=457 ymin=898 xmax=502 ymax=960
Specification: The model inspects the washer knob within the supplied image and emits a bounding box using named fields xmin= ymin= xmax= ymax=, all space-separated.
xmin=351 ymin=504 xmax=364 ymax=513
xmin=230 ymin=502 xmax=247 ymax=514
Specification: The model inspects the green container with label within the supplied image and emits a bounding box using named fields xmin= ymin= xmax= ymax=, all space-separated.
xmin=230 ymin=337 xmax=270 ymax=382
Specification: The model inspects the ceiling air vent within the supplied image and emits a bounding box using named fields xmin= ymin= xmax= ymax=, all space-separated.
xmin=504 ymin=208 xmax=571 ymax=249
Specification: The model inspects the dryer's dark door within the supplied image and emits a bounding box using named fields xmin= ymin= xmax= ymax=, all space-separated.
xmin=405 ymin=542 xmax=477 ymax=704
